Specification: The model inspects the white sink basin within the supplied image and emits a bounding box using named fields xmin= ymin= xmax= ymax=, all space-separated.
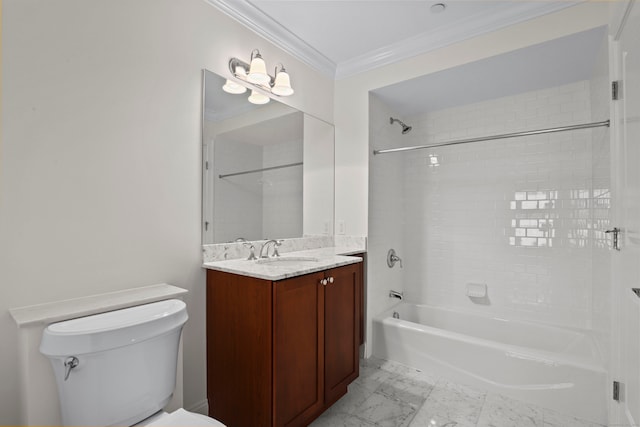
xmin=256 ymin=256 xmax=319 ymax=265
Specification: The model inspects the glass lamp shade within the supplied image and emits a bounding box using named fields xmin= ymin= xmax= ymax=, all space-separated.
xmin=248 ymin=90 xmax=270 ymax=105
xmin=247 ymin=56 xmax=270 ymax=85
xmin=222 ymin=79 xmax=247 ymax=95
xmin=271 ymin=70 xmax=294 ymax=96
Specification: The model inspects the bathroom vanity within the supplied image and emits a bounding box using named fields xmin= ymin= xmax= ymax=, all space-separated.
xmin=205 ymin=253 xmax=362 ymax=427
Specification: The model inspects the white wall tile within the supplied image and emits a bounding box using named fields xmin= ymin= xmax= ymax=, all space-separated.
xmin=370 ymin=80 xmax=610 ymax=331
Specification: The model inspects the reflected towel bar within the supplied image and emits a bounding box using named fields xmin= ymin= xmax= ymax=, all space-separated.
xmin=219 ymin=162 xmax=303 ymax=179
xmin=373 ymin=120 xmax=610 ymax=155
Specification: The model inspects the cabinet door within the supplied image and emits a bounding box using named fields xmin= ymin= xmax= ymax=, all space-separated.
xmin=207 ymin=270 xmax=273 ymax=426
xmin=273 ymin=272 xmax=325 ymax=427
xmin=324 ymin=263 xmax=361 ymax=404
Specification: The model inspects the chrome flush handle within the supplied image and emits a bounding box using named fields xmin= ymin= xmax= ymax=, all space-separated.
xmin=64 ymin=356 xmax=79 ymax=381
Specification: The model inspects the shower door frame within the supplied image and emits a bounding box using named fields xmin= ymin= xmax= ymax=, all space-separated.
xmin=610 ymin=1 xmax=640 ymax=425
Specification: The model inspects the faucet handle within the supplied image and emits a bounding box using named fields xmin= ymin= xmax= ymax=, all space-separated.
xmin=273 ymin=240 xmax=284 ymax=257
xmin=243 ymin=242 xmax=257 ymax=260
xmin=387 ymin=249 xmax=403 ymax=268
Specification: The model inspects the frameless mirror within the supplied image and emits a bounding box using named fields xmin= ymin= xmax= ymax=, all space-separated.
xmin=202 ymin=69 xmax=334 ymax=244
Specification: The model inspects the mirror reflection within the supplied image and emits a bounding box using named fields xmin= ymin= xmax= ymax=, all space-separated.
xmin=202 ymin=69 xmax=334 ymax=244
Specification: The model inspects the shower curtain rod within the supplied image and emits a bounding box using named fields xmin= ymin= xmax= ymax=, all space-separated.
xmin=218 ymin=162 xmax=303 ymax=179
xmin=373 ymin=120 xmax=610 ymax=155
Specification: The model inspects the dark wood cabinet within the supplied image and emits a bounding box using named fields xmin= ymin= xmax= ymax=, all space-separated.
xmin=273 ymin=272 xmax=324 ymax=427
xmin=323 ymin=264 xmax=360 ymax=405
xmin=206 ymin=262 xmax=362 ymax=427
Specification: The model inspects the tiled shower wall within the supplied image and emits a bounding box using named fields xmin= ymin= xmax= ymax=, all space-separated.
xmin=372 ymin=80 xmax=610 ymax=330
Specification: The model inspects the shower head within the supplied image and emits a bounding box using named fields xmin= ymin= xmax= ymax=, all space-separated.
xmin=390 ymin=117 xmax=412 ymax=134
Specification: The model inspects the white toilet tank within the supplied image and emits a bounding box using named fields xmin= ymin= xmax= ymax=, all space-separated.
xmin=40 ymin=299 xmax=188 ymax=426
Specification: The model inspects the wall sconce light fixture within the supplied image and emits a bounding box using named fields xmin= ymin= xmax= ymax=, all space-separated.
xmin=223 ymin=49 xmax=295 ymax=104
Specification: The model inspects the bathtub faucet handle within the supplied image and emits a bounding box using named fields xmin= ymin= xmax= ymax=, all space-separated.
xmin=387 ymin=249 xmax=403 ymax=268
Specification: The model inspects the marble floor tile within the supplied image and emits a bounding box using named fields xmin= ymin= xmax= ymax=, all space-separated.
xmin=376 ymin=373 xmax=435 ymax=408
xmin=356 ymin=391 xmax=418 ymax=427
xmin=542 ymin=408 xmax=605 ymax=427
xmin=310 ymin=411 xmax=377 ymax=427
xmin=476 ymin=393 xmax=543 ymax=427
xmin=409 ymin=381 xmax=486 ymax=427
xmin=354 ymin=358 xmax=396 ymax=394
xmin=327 ymin=380 xmax=375 ymax=416
xmin=314 ymin=358 xmax=602 ymax=427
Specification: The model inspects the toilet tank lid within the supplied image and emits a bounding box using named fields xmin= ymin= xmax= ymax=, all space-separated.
xmin=40 ymin=299 xmax=188 ymax=356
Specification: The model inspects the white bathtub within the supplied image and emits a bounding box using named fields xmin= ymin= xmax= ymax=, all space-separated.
xmin=372 ymin=303 xmax=606 ymax=424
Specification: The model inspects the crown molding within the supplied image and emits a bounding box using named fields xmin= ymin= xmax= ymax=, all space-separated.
xmin=335 ymin=2 xmax=581 ymax=79
xmin=205 ymin=0 xmax=336 ymax=78
xmin=206 ymin=0 xmax=581 ymax=80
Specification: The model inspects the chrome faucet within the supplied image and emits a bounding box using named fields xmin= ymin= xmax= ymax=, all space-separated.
xmin=389 ymin=290 xmax=404 ymax=300
xmin=259 ymin=239 xmax=283 ymax=258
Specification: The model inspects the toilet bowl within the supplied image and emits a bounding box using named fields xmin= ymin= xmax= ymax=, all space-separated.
xmin=40 ymin=299 xmax=225 ymax=426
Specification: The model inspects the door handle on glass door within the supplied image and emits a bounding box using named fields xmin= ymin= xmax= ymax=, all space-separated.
xmin=605 ymin=227 xmax=621 ymax=251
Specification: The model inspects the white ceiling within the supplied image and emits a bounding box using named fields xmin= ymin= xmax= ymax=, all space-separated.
xmin=206 ymin=1 xmax=605 ymax=118
xmin=208 ymin=0 xmax=582 ymax=78
xmin=372 ymin=26 xmax=607 ymax=116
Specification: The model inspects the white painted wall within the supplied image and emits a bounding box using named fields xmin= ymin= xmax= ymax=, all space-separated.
xmin=0 ymin=0 xmax=333 ymax=423
xmin=367 ymin=94 xmax=406 ymax=352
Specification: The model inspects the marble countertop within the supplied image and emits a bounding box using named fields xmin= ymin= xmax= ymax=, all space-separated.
xmin=203 ymin=247 xmax=363 ymax=281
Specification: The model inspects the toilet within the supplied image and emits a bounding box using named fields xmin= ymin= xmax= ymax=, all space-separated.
xmin=39 ymin=299 xmax=225 ymax=426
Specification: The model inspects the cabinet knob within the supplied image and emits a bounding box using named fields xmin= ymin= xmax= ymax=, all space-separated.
xmin=321 ymin=279 xmax=328 ymax=286
xmin=328 ymin=276 xmax=334 ymax=284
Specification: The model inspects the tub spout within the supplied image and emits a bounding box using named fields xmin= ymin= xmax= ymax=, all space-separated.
xmin=389 ymin=290 xmax=403 ymax=300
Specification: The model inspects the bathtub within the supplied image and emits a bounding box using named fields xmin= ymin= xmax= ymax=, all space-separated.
xmin=372 ymin=303 xmax=606 ymax=424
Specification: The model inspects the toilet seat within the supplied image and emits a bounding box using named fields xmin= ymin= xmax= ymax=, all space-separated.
xmin=138 ymin=409 xmax=226 ymax=427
